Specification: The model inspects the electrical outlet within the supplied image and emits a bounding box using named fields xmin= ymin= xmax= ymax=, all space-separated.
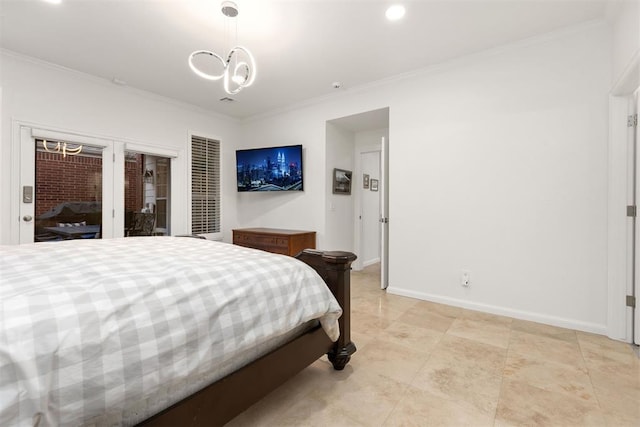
xmin=461 ymin=271 xmax=470 ymax=287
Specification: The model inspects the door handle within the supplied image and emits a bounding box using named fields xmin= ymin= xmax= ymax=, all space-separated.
xmin=23 ymin=215 xmax=33 ymax=222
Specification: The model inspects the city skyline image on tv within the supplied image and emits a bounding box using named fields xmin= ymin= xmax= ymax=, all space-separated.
xmin=236 ymin=145 xmax=303 ymax=192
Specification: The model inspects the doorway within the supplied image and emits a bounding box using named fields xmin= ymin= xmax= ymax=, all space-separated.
xmin=359 ymin=150 xmax=381 ymax=267
xmin=325 ymin=107 xmax=390 ymax=289
xmin=608 ymin=62 xmax=639 ymax=343
xmin=357 ymin=136 xmax=389 ymax=290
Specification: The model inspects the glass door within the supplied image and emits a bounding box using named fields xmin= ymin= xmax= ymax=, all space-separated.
xmin=18 ymin=126 xmax=175 ymax=244
xmin=124 ymin=151 xmax=171 ymax=237
xmin=18 ymin=127 xmax=114 ymax=244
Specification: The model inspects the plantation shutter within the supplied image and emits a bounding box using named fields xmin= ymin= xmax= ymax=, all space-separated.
xmin=191 ymin=136 xmax=220 ymax=234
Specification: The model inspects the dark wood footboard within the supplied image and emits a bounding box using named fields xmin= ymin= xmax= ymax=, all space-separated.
xmin=296 ymin=249 xmax=358 ymax=370
xmin=139 ymin=249 xmax=357 ymax=427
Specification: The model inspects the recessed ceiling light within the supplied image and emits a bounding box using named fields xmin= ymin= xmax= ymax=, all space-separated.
xmin=385 ymin=5 xmax=405 ymax=21
xmin=42 ymin=0 xmax=62 ymax=4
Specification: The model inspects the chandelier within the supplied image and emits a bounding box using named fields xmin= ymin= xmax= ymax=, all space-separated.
xmin=188 ymin=1 xmax=256 ymax=95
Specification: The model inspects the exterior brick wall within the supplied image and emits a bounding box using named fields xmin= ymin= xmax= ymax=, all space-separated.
xmin=35 ymin=151 xmax=102 ymax=217
xmin=125 ymin=155 xmax=144 ymax=213
xmin=35 ymin=151 xmax=143 ymax=219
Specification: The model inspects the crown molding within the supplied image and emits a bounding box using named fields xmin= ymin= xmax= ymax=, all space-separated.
xmin=243 ymin=18 xmax=607 ymax=124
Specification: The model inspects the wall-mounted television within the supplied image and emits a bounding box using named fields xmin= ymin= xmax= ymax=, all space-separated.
xmin=236 ymin=144 xmax=303 ymax=192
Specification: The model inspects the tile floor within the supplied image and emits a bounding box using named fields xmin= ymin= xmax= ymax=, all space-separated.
xmin=228 ymin=264 xmax=640 ymax=426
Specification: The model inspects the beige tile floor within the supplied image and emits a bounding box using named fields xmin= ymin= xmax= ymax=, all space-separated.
xmin=228 ymin=264 xmax=640 ymax=426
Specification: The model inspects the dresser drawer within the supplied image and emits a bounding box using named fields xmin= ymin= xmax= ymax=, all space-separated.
xmin=235 ymin=234 xmax=288 ymax=248
xmin=261 ymin=245 xmax=289 ymax=255
xmin=232 ymin=228 xmax=316 ymax=257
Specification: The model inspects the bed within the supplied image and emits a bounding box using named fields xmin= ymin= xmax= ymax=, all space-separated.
xmin=0 ymin=237 xmax=357 ymax=426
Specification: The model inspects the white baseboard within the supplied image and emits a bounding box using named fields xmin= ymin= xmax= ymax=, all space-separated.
xmin=362 ymin=258 xmax=381 ymax=268
xmin=386 ymin=286 xmax=608 ymax=336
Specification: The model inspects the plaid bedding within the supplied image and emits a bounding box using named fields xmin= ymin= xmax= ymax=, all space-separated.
xmin=0 ymin=237 xmax=341 ymax=426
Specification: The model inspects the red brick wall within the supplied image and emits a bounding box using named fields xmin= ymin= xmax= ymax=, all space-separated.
xmin=125 ymin=155 xmax=144 ymax=212
xmin=35 ymin=151 xmax=143 ymax=217
xmin=35 ymin=151 xmax=102 ymax=216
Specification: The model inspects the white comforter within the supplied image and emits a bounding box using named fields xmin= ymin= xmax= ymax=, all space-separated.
xmin=0 ymin=237 xmax=341 ymax=426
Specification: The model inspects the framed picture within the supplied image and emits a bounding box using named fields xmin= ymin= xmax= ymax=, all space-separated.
xmin=370 ymin=179 xmax=379 ymax=191
xmin=363 ymin=174 xmax=370 ymax=189
xmin=333 ymin=168 xmax=352 ymax=195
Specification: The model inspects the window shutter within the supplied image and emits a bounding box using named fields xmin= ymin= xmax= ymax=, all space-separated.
xmin=191 ymin=136 xmax=220 ymax=234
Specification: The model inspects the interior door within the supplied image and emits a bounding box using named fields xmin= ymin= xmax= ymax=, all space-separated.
xmin=634 ymin=91 xmax=639 ymax=345
xmin=380 ymin=136 xmax=389 ymax=290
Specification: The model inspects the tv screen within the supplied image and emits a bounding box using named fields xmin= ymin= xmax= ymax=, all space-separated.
xmin=236 ymin=144 xmax=303 ymax=192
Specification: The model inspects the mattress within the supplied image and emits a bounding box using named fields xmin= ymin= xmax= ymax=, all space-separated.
xmin=0 ymin=237 xmax=342 ymax=426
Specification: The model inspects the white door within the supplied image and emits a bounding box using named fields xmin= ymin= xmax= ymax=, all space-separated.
xmin=18 ymin=127 xmax=36 ymax=242
xmin=634 ymin=91 xmax=640 ymax=345
xmin=380 ymin=136 xmax=389 ymax=290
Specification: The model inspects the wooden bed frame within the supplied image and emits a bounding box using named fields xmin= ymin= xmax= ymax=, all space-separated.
xmin=138 ymin=249 xmax=357 ymax=427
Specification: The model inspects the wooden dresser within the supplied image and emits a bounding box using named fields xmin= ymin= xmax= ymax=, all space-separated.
xmin=232 ymin=228 xmax=316 ymax=256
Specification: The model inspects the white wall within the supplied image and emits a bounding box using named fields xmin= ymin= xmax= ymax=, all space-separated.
xmin=0 ymin=51 xmax=240 ymax=244
xmin=608 ymin=0 xmax=639 ymax=87
xmin=231 ymin=110 xmax=329 ymax=244
xmin=389 ymin=23 xmax=610 ymax=333
xmin=325 ymin=123 xmax=355 ymax=251
xmin=240 ymin=22 xmax=611 ymax=333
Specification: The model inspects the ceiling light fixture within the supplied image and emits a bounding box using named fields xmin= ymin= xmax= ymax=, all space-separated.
xmin=42 ymin=0 xmax=62 ymax=4
xmin=385 ymin=5 xmax=406 ymax=21
xmin=188 ymin=1 xmax=256 ymax=95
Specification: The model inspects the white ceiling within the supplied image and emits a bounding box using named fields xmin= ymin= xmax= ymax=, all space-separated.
xmin=0 ymin=0 xmax=608 ymax=120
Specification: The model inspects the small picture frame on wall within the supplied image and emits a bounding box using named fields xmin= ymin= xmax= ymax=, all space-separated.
xmin=333 ymin=168 xmax=352 ymax=195
xmin=363 ymin=174 xmax=370 ymax=189
xmin=370 ymin=179 xmax=379 ymax=192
